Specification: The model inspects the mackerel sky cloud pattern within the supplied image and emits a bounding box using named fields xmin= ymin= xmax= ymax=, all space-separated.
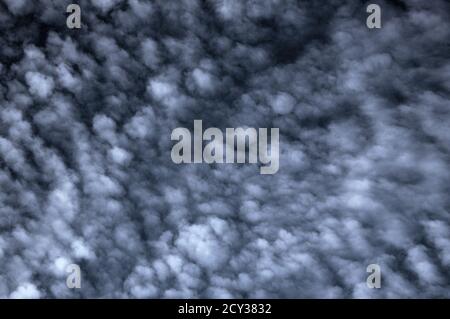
xmin=0 ymin=0 xmax=449 ymax=298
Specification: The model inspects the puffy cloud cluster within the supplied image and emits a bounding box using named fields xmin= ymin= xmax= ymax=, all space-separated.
xmin=0 ymin=0 xmax=449 ymax=298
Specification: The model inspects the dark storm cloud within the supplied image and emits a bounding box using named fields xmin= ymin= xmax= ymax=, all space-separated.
xmin=0 ymin=0 xmax=449 ymax=298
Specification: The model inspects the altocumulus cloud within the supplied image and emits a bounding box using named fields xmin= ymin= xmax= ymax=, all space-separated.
xmin=0 ymin=0 xmax=449 ymax=298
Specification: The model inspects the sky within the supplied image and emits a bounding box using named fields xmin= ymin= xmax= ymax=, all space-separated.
xmin=0 ymin=0 xmax=449 ymax=298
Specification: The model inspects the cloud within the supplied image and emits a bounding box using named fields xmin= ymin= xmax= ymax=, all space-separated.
xmin=0 ymin=0 xmax=449 ymax=298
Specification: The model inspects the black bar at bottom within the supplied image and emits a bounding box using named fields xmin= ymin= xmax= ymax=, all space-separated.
xmin=0 ymin=299 xmax=446 ymax=317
